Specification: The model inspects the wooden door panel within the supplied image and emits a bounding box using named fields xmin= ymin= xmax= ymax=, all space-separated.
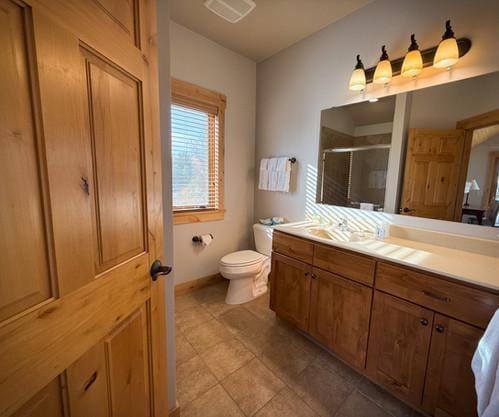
xmin=93 ymin=0 xmax=140 ymax=46
xmin=0 ymin=0 xmax=167 ymax=416
xmin=67 ymin=343 xmax=110 ymax=417
xmin=423 ymin=315 xmax=482 ymax=417
xmin=270 ymin=253 xmax=312 ymax=331
xmin=366 ymin=291 xmax=433 ymax=405
xmin=400 ymin=129 xmax=466 ymax=220
xmin=106 ymin=306 xmax=150 ymax=417
xmin=0 ymin=255 xmax=149 ymax=416
xmin=33 ymin=9 xmax=96 ymax=295
xmin=83 ymin=49 xmax=146 ymax=271
xmin=0 ymin=0 xmax=54 ymax=320
xmin=11 ymin=379 xmax=63 ymax=417
xmin=309 ymin=268 xmax=372 ymax=369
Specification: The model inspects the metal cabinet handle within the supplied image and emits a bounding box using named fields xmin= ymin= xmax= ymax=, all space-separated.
xmin=422 ymin=290 xmax=450 ymax=302
xmin=420 ymin=318 xmax=429 ymax=326
xmin=150 ymin=260 xmax=172 ymax=281
xmin=435 ymin=324 xmax=445 ymax=333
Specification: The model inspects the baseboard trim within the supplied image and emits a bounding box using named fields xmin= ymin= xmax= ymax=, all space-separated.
xmin=175 ymin=273 xmax=223 ymax=296
xmin=168 ymin=404 xmax=180 ymax=417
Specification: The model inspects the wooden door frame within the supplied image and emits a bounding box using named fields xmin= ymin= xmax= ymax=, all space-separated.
xmin=454 ymin=109 xmax=499 ymax=221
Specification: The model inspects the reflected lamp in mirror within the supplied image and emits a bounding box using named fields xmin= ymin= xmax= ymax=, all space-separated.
xmin=349 ymin=55 xmax=366 ymax=91
xmin=464 ymin=179 xmax=480 ymax=207
xmin=433 ymin=20 xmax=459 ymax=69
xmin=373 ymin=46 xmax=392 ymax=85
xmin=401 ymin=34 xmax=423 ymax=77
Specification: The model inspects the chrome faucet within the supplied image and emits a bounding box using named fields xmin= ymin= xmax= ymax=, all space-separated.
xmin=338 ymin=217 xmax=350 ymax=232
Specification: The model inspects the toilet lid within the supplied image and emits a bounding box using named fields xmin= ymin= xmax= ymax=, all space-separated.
xmin=220 ymin=250 xmax=266 ymax=267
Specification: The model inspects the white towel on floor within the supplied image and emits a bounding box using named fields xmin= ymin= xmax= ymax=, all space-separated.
xmin=472 ymin=309 xmax=499 ymax=417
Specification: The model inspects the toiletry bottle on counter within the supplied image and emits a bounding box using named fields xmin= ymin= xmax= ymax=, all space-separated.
xmin=375 ymin=223 xmax=389 ymax=240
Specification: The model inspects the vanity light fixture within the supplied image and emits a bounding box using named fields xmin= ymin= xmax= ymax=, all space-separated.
xmin=373 ymin=46 xmax=392 ymax=84
xmin=433 ymin=20 xmax=459 ymax=69
xmin=348 ymin=55 xmax=366 ymax=91
xmin=401 ymin=34 xmax=423 ymax=77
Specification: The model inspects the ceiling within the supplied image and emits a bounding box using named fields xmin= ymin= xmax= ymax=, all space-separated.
xmin=170 ymin=0 xmax=372 ymax=62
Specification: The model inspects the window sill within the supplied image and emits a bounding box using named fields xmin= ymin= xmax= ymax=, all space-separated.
xmin=173 ymin=209 xmax=225 ymax=225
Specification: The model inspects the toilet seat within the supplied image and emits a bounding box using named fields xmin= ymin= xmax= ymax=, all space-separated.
xmin=220 ymin=250 xmax=266 ymax=268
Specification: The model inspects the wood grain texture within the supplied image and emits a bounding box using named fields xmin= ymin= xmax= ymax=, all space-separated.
xmin=0 ymin=0 xmax=168 ymax=415
xmin=376 ymin=262 xmax=499 ymax=329
xmin=0 ymin=256 xmax=150 ymax=416
xmin=400 ymin=128 xmax=467 ymax=221
xmin=66 ymin=343 xmax=110 ymax=417
xmin=366 ymin=291 xmax=433 ymax=405
xmin=313 ymin=243 xmax=375 ymax=286
xmin=0 ymin=0 xmax=54 ymax=321
xmin=11 ymin=379 xmax=63 ymax=417
xmin=270 ymin=252 xmax=312 ymax=331
xmin=175 ymin=273 xmax=223 ymax=296
xmin=422 ymin=315 xmax=481 ymax=417
xmin=309 ymin=267 xmax=372 ymax=369
xmin=105 ymin=307 xmax=151 ymax=417
xmin=272 ymin=231 xmax=314 ymax=264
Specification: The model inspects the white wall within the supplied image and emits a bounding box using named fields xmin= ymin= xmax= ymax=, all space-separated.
xmin=170 ymin=22 xmax=256 ymax=284
xmin=255 ymin=0 xmax=499 ymax=239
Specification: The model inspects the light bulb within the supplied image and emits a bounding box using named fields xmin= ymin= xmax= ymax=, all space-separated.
xmin=373 ymin=45 xmax=392 ymax=84
xmin=434 ymin=20 xmax=459 ymax=69
xmin=401 ymin=34 xmax=423 ymax=77
xmin=349 ymin=55 xmax=366 ymax=91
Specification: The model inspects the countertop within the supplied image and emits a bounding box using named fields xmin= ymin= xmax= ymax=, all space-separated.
xmin=273 ymin=222 xmax=499 ymax=292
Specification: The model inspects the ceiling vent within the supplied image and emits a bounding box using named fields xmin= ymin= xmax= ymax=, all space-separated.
xmin=204 ymin=0 xmax=256 ymax=23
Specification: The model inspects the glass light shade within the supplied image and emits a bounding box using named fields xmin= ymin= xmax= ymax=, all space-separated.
xmin=373 ymin=59 xmax=392 ymax=84
xmin=401 ymin=50 xmax=423 ymax=77
xmin=349 ymin=68 xmax=366 ymax=91
xmin=433 ymin=37 xmax=459 ymax=69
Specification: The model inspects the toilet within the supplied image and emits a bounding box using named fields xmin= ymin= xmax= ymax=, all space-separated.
xmin=219 ymin=224 xmax=273 ymax=304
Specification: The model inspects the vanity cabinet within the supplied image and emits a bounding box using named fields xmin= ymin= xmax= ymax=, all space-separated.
xmin=270 ymin=230 xmax=498 ymax=417
xmin=366 ymin=291 xmax=434 ymax=405
xmin=423 ymin=315 xmax=482 ymax=417
xmin=270 ymin=252 xmax=312 ymax=331
xmin=308 ymin=267 xmax=372 ymax=369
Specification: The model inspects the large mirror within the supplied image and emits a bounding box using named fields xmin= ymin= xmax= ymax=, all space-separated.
xmin=318 ymin=71 xmax=499 ymax=227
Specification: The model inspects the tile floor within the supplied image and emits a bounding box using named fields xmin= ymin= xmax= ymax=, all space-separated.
xmin=175 ymin=281 xmax=423 ymax=417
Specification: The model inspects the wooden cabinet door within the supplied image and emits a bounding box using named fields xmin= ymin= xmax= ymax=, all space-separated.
xmin=400 ymin=128 xmax=467 ymax=221
xmin=0 ymin=1 xmax=168 ymax=416
xmin=366 ymin=291 xmax=433 ymax=405
xmin=423 ymin=315 xmax=482 ymax=417
xmin=270 ymin=252 xmax=312 ymax=331
xmin=309 ymin=267 xmax=372 ymax=369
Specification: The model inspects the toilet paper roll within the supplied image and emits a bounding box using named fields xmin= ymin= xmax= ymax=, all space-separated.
xmin=201 ymin=234 xmax=213 ymax=247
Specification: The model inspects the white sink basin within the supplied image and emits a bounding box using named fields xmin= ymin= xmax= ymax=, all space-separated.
xmin=305 ymin=226 xmax=371 ymax=243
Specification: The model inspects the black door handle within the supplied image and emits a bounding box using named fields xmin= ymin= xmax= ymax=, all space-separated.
xmin=150 ymin=260 xmax=172 ymax=281
xmin=401 ymin=207 xmax=415 ymax=213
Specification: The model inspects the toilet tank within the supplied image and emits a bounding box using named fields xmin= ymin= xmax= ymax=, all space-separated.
xmin=253 ymin=223 xmax=273 ymax=256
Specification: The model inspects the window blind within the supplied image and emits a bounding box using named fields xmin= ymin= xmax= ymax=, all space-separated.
xmin=171 ymin=103 xmax=220 ymax=211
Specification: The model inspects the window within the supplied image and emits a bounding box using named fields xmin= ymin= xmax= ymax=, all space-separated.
xmin=171 ymin=79 xmax=225 ymax=224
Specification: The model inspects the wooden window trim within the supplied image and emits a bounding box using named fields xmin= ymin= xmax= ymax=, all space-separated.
xmin=171 ymin=78 xmax=226 ymax=225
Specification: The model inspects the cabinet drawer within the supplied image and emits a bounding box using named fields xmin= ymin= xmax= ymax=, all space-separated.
xmin=313 ymin=244 xmax=375 ymax=286
xmin=272 ymin=231 xmax=314 ymax=264
xmin=376 ymin=263 xmax=499 ymax=329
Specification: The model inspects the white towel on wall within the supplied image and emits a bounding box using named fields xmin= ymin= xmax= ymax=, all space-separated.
xmin=258 ymin=158 xmax=269 ymax=190
xmin=258 ymin=157 xmax=292 ymax=192
xmin=472 ymin=309 xmax=499 ymax=417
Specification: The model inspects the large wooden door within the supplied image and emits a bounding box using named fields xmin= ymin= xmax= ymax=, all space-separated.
xmin=0 ymin=1 xmax=168 ymax=416
xmin=270 ymin=253 xmax=312 ymax=331
xmin=423 ymin=315 xmax=482 ymax=417
xmin=400 ymin=128 xmax=467 ymax=221
xmin=366 ymin=291 xmax=433 ymax=405
xmin=309 ymin=267 xmax=372 ymax=369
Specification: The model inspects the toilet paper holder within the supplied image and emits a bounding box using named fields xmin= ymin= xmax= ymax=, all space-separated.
xmin=192 ymin=234 xmax=214 ymax=243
